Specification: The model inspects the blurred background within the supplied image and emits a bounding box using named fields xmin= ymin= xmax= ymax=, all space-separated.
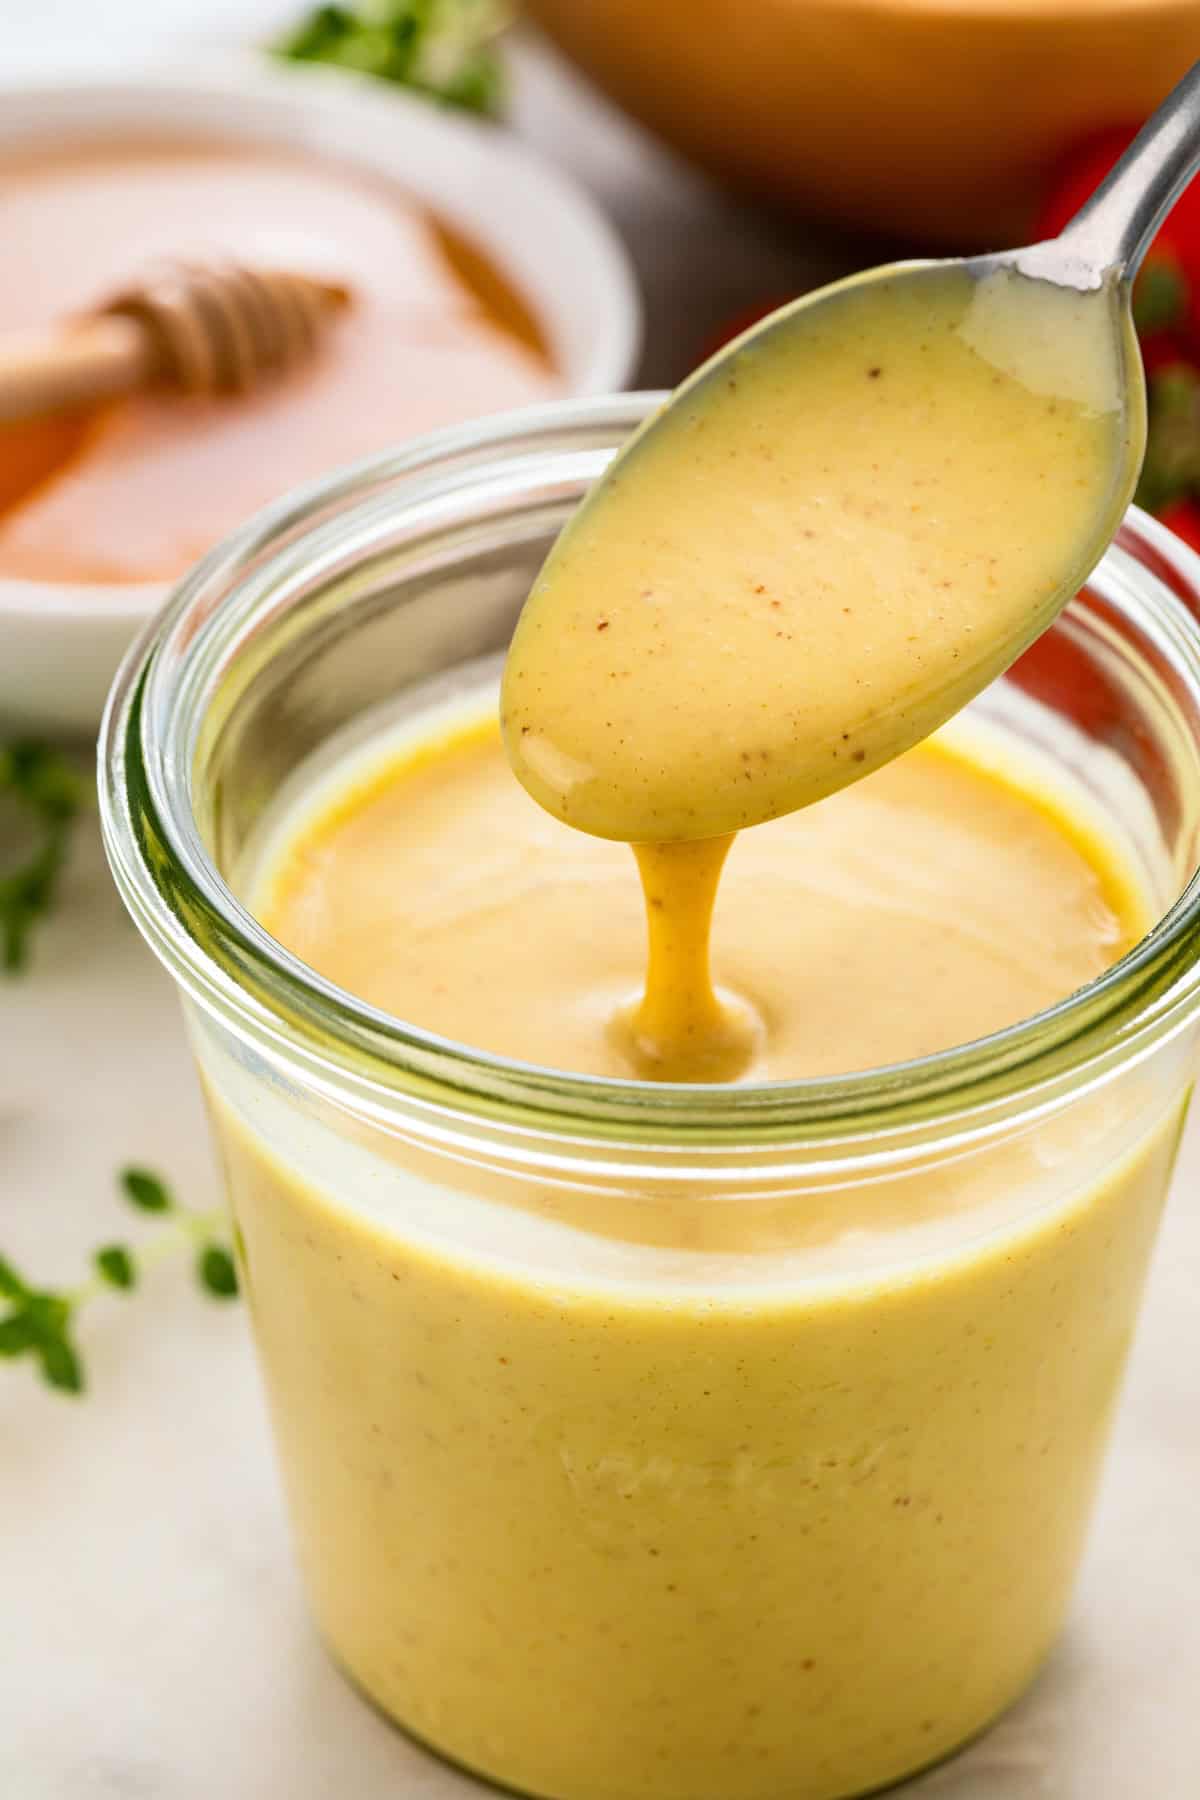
xmin=7 ymin=0 xmax=1199 ymax=382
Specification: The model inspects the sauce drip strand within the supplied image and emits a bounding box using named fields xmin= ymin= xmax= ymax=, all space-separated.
xmin=622 ymin=836 xmax=760 ymax=1082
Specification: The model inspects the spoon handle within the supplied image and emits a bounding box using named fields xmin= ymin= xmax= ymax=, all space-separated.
xmin=1056 ymin=59 xmax=1200 ymax=281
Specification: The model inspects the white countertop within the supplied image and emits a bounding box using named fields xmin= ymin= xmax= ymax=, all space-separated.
xmin=3 ymin=13 xmax=1200 ymax=1798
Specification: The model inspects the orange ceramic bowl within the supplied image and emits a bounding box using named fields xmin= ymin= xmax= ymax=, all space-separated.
xmin=528 ymin=0 xmax=1200 ymax=246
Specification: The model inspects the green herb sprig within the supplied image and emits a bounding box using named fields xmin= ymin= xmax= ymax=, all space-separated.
xmin=0 ymin=1167 xmax=239 ymax=1395
xmin=0 ymin=740 xmax=85 ymax=972
xmin=277 ymin=0 xmax=508 ymax=117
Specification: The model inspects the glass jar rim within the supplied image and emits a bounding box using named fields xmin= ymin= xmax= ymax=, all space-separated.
xmin=99 ymin=392 xmax=1200 ymax=1150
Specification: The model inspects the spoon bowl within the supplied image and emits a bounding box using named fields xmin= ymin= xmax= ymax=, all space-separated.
xmin=503 ymin=257 xmax=1141 ymax=842
xmin=503 ymin=62 xmax=1200 ymax=844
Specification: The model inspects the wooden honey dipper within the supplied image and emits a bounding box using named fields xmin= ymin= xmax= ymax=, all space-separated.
xmin=0 ymin=260 xmax=350 ymax=423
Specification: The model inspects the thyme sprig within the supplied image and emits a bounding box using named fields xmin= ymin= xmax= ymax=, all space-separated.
xmin=0 ymin=1168 xmax=239 ymax=1395
xmin=278 ymin=0 xmax=508 ymax=117
xmin=0 ymin=740 xmax=85 ymax=972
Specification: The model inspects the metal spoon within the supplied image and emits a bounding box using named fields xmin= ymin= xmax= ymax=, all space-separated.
xmin=503 ymin=61 xmax=1200 ymax=844
xmin=1007 ymin=56 xmax=1200 ymax=302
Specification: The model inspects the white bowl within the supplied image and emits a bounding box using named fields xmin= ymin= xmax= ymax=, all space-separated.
xmin=0 ymin=57 xmax=640 ymax=739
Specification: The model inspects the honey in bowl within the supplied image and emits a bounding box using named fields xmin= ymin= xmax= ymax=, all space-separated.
xmin=0 ymin=140 xmax=558 ymax=584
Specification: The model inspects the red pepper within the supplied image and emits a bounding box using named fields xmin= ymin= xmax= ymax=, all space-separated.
xmin=1156 ymin=497 xmax=1200 ymax=554
xmin=1140 ymin=328 xmax=1190 ymax=378
xmin=694 ymin=297 xmax=791 ymax=368
xmin=1032 ymin=127 xmax=1142 ymax=242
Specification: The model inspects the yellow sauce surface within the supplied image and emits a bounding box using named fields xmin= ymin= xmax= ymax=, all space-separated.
xmin=0 ymin=142 xmax=557 ymax=583
xmin=204 ymin=700 xmax=1186 ymax=1800
xmin=257 ymin=709 xmax=1139 ymax=1081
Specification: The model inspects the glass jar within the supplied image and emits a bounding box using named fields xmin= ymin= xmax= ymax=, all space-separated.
xmin=100 ymin=396 xmax=1200 ymax=1800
